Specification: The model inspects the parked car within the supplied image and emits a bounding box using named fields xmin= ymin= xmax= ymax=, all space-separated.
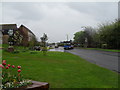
xmin=64 ymin=44 xmax=74 ymax=50
xmin=33 ymin=46 xmax=41 ymax=51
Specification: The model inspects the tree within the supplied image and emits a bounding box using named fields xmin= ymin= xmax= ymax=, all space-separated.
xmin=74 ymin=27 xmax=96 ymax=47
xmin=74 ymin=31 xmax=85 ymax=47
xmin=13 ymin=30 xmax=23 ymax=46
xmin=40 ymin=33 xmax=48 ymax=56
xmin=98 ymin=20 xmax=120 ymax=49
xmin=74 ymin=19 xmax=119 ymax=49
xmin=29 ymin=36 xmax=37 ymax=48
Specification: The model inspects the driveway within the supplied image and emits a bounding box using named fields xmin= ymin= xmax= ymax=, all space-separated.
xmin=65 ymin=48 xmax=119 ymax=72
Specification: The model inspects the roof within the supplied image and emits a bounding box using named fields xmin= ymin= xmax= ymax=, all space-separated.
xmin=19 ymin=25 xmax=35 ymax=36
xmin=0 ymin=24 xmax=17 ymax=35
xmin=0 ymin=24 xmax=17 ymax=30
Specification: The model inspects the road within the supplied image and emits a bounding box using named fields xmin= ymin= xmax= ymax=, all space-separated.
xmin=49 ymin=47 xmax=64 ymax=52
xmin=65 ymin=48 xmax=119 ymax=72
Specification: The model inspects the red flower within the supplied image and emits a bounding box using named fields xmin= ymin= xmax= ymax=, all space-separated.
xmin=12 ymin=65 xmax=15 ymax=68
xmin=0 ymin=64 xmax=4 ymax=68
xmin=18 ymin=69 xmax=21 ymax=72
xmin=2 ymin=66 xmax=4 ymax=69
xmin=7 ymin=64 xmax=11 ymax=67
xmin=2 ymin=62 xmax=6 ymax=66
xmin=2 ymin=75 xmax=4 ymax=78
xmin=2 ymin=60 xmax=6 ymax=63
xmin=17 ymin=66 xmax=21 ymax=69
xmin=6 ymin=66 xmax=9 ymax=69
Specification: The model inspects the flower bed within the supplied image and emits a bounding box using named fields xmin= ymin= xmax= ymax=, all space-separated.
xmin=0 ymin=60 xmax=32 ymax=89
xmin=0 ymin=60 xmax=49 ymax=89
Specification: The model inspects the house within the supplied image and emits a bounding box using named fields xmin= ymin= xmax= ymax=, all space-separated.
xmin=18 ymin=25 xmax=36 ymax=46
xmin=0 ymin=24 xmax=36 ymax=46
xmin=0 ymin=31 xmax=2 ymax=45
xmin=0 ymin=24 xmax=17 ymax=44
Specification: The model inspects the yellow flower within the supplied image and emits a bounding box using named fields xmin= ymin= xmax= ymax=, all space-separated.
xmin=13 ymin=79 xmax=17 ymax=83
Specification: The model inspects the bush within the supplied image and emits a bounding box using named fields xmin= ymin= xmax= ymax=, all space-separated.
xmin=22 ymin=50 xmax=26 ymax=52
xmin=101 ymin=44 xmax=108 ymax=49
xmin=12 ymin=50 xmax=20 ymax=54
xmin=30 ymin=51 xmax=37 ymax=54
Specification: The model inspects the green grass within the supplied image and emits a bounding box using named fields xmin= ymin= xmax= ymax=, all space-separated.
xmin=2 ymin=51 xmax=119 ymax=88
xmin=82 ymin=48 xmax=120 ymax=52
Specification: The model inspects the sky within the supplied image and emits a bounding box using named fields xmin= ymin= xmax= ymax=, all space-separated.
xmin=0 ymin=2 xmax=118 ymax=43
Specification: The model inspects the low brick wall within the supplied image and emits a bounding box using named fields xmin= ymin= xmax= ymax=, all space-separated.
xmin=7 ymin=81 xmax=49 ymax=90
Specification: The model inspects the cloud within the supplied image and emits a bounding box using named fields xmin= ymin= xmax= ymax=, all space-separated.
xmin=67 ymin=2 xmax=118 ymax=23
xmin=1 ymin=2 xmax=118 ymax=42
xmin=18 ymin=3 xmax=97 ymax=42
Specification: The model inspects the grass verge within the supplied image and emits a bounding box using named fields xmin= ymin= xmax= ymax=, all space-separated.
xmin=2 ymin=51 xmax=119 ymax=88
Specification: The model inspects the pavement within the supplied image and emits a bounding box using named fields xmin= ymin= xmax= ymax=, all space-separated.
xmin=65 ymin=48 xmax=119 ymax=73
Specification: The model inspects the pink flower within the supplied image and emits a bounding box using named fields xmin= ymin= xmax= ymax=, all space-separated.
xmin=2 ymin=60 xmax=6 ymax=63
xmin=0 ymin=64 xmax=3 ymax=67
xmin=2 ymin=62 xmax=6 ymax=66
xmin=12 ymin=65 xmax=15 ymax=68
xmin=7 ymin=64 xmax=11 ymax=67
xmin=17 ymin=66 xmax=21 ymax=69
xmin=6 ymin=66 xmax=9 ymax=69
xmin=0 ymin=64 xmax=4 ymax=68
xmin=18 ymin=69 xmax=21 ymax=72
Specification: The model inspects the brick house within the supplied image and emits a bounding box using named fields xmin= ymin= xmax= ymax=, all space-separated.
xmin=18 ymin=25 xmax=36 ymax=46
xmin=0 ymin=24 xmax=36 ymax=46
xmin=0 ymin=24 xmax=17 ymax=44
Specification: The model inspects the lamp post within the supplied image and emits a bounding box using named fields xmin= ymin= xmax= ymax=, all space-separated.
xmin=85 ymin=37 xmax=88 ymax=48
xmin=8 ymin=29 xmax=14 ymax=52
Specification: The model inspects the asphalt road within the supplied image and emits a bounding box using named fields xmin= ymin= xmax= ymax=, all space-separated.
xmin=65 ymin=48 xmax=119 ymax=72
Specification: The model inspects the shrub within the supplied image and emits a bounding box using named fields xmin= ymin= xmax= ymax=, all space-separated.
xmin=101 ymin=44 xmax=108 ymax=49
xmin=30 ymin=51 xmax=37 ymax=54
xmin=12 ymin=50 xmax=20 ymax=54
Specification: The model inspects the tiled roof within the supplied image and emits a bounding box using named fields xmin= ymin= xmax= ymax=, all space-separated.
xmin=0 ymin=24 xmax=17 ymax=35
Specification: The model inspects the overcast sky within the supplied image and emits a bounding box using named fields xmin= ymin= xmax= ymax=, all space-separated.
xmin=0 ymin=2 xmax=118 ymax=43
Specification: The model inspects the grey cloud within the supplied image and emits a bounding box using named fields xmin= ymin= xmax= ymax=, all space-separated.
xmin=67 ymin=2 xmax=118 ymax=23
xmin=3 ymin=2 xmax=44 ymax=21
xmin=1 ymin=2 xmax=118 ymax=42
